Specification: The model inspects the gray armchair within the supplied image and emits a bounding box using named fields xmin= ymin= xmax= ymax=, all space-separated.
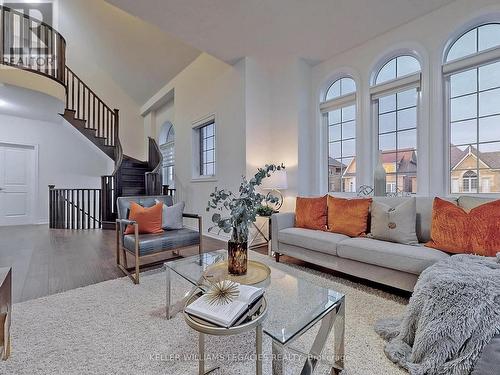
xmin=115 ymin=195 xmax=202 ymax=284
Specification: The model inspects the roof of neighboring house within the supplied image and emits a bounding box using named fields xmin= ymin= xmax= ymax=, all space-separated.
xmin=328 ymin=157 xmax=346 ymax=169
xmin=380 ymin=148 xmax=417 ymax=174
xmin=450 ymin=145 xmax=500 ymax=170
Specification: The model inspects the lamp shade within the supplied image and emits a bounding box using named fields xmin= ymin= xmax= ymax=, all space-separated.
xmin=261 ymin=169 xmax=288 ymax=190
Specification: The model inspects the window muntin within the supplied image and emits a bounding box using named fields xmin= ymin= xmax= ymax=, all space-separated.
xmin=446 ymin=23 xmax=500 ymax=62
xmin=322 ymin=77 xmax=357 ymax=193
xmin=199 ymin=121 xmax=216 ymax=176
xmin=375 ymin=55 xmax=420 ymax=85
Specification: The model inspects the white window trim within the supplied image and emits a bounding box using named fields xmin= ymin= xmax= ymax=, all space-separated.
xmin=191 ymin=114 xmax=217 ymax=182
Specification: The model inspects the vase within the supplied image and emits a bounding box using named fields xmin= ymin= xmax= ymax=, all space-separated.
xmin=227 ymin=225 xmax=249 ymax=275
xmin=227 ymin=240 xmax=248 ymax=275
xmin=374 ymin=150 xmax=387 ymax=196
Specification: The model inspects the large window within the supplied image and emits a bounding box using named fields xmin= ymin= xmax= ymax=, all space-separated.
xmin=320 ymin=77 xmax=357 ymax=192
xmin=199 ymin=120 xmax=216 ymax=177
xmin=444 ymin=23 xmax=500 ymax=194
xmin=371 ymin=55 xmax=421 ymax=194
xmin=160 ymin=123 xmax=175 ymax=187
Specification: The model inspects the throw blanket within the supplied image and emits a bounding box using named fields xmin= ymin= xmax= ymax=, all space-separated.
xmin=375 ymin=254 xmax=500 ymax=375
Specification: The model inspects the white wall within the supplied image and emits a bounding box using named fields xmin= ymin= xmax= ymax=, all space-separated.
xmin=58 ymin=0 xmax=146 ymax=160
xmin=0 ymin=113 xmax=113 ymax=224
xmin=309 ymin=0 xmax=500 ymax=197
xmin=143 ymin=53 xmax=246 ymax=238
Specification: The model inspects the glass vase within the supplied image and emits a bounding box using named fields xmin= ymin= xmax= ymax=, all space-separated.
xmin=227 ymin=228 xmax=248 ymax=276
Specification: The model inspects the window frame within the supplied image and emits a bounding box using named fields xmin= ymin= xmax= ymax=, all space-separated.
xmin=443 ymin=22 xmax=500 ymax=195
xmin=370 ymin=55 xmax=422 ymax=195
xmin=320 ymin=76 xmax=358 ymax=193
xmin=192 ymin=115 xmax=217 ymax=181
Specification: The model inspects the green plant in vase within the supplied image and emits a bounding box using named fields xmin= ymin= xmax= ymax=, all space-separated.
xmin=207 ymin=164 xmax=285 ymax=275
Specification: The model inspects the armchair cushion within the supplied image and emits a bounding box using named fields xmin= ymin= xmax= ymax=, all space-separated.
xmin=123 ymin=228 xmax=200 ymax=256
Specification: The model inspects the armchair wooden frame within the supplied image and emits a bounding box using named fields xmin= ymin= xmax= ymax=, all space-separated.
xmin=115 ymin=213 xmax=203 ymax=284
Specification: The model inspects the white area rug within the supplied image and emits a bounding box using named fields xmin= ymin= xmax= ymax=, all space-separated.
xmin=0 ymin=252 xmax=408 ymax=375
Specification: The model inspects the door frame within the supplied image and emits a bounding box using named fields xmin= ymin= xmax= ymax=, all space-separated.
xmin=0 ymin=141 xmax=39 ymax=226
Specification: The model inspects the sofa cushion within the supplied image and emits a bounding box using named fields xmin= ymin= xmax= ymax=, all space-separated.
xmin=369 ymin=198 xmax=418 ymax=245
xmin=278 ymin=227 xmax=349 ymax=256
xmin=295 ymin=196 xmax=327 ymax=230
xmin=337 ymin=237 xmax=449 ymax=275
xmin=123 ymin=228 xmax=200 ymax=256
xmin=471 ymin=334 xmax=500 ymax=375
xmin=371 ymin=196 xmax=457 ymax=243
xmin=458 ymin=195 xmax=498 ymax=211
xmin=327 ymin=196 xmax=372 ymax=237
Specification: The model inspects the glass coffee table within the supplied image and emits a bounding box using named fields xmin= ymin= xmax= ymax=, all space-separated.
xmin=164 ymin=250 xmax=345 ymax=375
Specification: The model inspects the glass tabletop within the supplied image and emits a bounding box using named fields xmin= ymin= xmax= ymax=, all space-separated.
xmin=164 ymin=250 xmax=345 ymax=345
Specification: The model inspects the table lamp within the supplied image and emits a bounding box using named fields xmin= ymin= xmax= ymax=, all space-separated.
xmin=261 ymin=169 xmax=288 ymax=210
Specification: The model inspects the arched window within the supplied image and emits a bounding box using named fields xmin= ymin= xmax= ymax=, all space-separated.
xmin=444 ymin=23 xmax=500 ymax=194
xmin=320 ymin=77 xmax=357 ymax=193
xmin=371 ymin=55 xmax=421 ymax=194
xmin=462 ymin=170 xmax=478 ymax=193
xmin=159 ymin=122 xmax=175 ymax=188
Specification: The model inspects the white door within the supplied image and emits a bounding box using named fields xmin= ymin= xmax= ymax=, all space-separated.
xmin=0 ymin=144 xmax=35 ymax=226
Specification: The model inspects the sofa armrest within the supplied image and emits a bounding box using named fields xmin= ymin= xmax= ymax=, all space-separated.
xmin=271 ymin=212 xmax=295 ymax=253
xmin=183 ymin=213 xmax=201 ymax=219
xmin=183 ymin=213 xmax=203 ymax=237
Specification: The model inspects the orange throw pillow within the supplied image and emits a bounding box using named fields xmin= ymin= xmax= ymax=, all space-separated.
xmin=295 ymin=196 xmax=327 ymax=230
xmin=425 ymin=198 xmax=470 ymax=254
xmin=469 ymin=199 xmax=500 ymax=256
xmin=327 ymin=196 xmax=372 ymax=237
xmin=124 ymin=202 xmax=164 ymax=235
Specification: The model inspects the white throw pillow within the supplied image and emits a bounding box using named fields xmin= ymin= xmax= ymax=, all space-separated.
xmin=155 ymin=200 xmax=185 ymax=230
xmin=369 ymin=198 xmax=419 ymax=245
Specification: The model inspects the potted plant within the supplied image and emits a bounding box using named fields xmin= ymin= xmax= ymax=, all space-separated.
xmin=207 ymin=164 xmax=285 ymax=275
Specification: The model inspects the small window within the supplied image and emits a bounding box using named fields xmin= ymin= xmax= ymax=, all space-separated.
xmin=446 ymin=23 xmax=500 ymax=62
xmin=375 ymin=55 xmax=420 ymax=85
xmin=199 ymin=120 xmax=216 ymax=177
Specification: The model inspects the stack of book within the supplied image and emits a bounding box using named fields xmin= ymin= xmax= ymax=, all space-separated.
xmin=185 ymin=284 xmax=265 ymax=328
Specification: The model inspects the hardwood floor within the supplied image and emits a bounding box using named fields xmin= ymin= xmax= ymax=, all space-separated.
xmin=0 ymin=225 xmax=228 ymax=303
xmin=0 ymin=225 xmax=408 ymax=304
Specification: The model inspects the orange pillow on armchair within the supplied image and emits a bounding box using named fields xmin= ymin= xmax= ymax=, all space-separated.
xmin=124 ymin=202 xmax=164 ymax=235
xmin=295 ymin=196 xmax=327 ymax=230
xmin=327 ymin=196 xmax=372 ymax=237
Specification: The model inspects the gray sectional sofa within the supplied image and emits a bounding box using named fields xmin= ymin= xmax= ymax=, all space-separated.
xmin=271 ymin=195 xmax=493 ymax=292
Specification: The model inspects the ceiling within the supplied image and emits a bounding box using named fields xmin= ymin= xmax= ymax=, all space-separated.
xmin=106 ymin=0 xmax=457 ymax=65
xmin=58 ymin=0 xmax=201 ymax=104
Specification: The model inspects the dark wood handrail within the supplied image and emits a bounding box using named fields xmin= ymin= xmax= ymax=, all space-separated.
xmin=0 ymin=5 xmax=66 ymax=84
xmin=148 ymin=137 xmax=163 ymax=173
xmin=65 ymin=66 xmax=119 ymax=148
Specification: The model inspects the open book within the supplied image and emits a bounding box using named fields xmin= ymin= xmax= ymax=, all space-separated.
xmin=185 ymin=284 xmax=264 ymax=328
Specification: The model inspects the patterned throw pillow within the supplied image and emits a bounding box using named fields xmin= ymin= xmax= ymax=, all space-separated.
xmin=369 ymin=198 xmax=419 ymax=245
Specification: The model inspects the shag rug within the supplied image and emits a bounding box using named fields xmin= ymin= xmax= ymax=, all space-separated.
xmin=0 ymin=252 xmax=408 ymax=375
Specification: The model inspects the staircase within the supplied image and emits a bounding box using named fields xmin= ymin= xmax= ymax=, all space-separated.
xmin=0 ymin=5 xmax=164 ymax=229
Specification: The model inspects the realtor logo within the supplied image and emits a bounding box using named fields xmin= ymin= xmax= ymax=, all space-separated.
xmin=2 ymin=1 xmax=57 ymax=71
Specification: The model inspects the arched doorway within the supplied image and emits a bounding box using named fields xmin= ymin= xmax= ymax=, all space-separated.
xmin=159 ymin=122 xmax=175 ymax=188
